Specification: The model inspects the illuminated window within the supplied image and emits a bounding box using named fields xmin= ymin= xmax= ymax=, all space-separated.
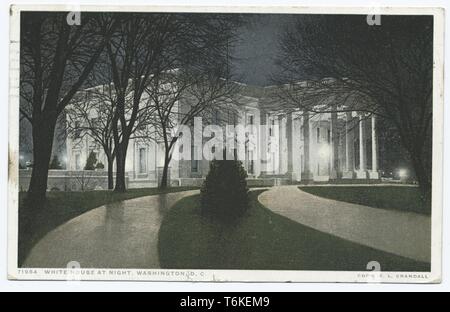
xmin=139 ymin=148 xmax=147 ymax=173
xmin=191 ymin=145 xmax=199 ymax=173
xmin=75 ymin=154 xmax=81 ymax=170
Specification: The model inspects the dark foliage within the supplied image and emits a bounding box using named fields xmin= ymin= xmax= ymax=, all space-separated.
xmin=201 ymin=160 xmax=249 ymax=222
xmin=20 ymin=12 xmax=112 ymax=204
xmin=275 ymin=15 xmax=433 ymax=197
xmin=96 ymin=162 xmax=105 ymax=170
xmin=84 ymin=151 xmax=98 ymax=170
xmin=49 ymin=155 xmax=63 ymax=170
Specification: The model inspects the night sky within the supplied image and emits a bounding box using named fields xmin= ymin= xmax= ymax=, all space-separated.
xmin=231 ymin=14 xmax=293 ymax=86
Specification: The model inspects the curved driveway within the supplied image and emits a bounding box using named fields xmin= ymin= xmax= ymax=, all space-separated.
xmin=258 ymin=186 xmax=431 ymax=263
xmin=24 ymin=186 xmax=430 ymax=268
xmin=23 ymin=190 xmax=199 ymax=269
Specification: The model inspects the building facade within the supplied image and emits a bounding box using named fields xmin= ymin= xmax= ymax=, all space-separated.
xmin=66 ymin=84 xmax=380 ymax=189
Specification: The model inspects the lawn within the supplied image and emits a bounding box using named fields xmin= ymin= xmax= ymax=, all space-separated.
xmin=18 ymin=187 xmax=197 ymax=267
xmin=298 ymin=186 xmax=431 ymax=215
xmin=158 ymin=191 xmax=430 ymax=272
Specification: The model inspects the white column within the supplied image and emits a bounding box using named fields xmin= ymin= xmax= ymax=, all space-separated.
xmin=301 ymin=111 xmax=313 ymax=181
xmin=330 ymin=109 xmax=339 ymax=179
xmin=370 ymin=114 xmax=379 ymax=179
xmin=278 ymin=115 xmax=284 ymax=174
xmin=286 ymin=112 xmax=294 ymax=180
xmin=357 ymin=113 xmax=367 ymax=179
xmin=359 ymin=114 xmax=366 ymax=171
xmin=372 ymin=115 xmax=377 ymax=171
xmin=254 ymin=110 xmax=261 ymax=177
xmin=259 ymin=110 xmax=267 ymax=176
xmin=345 ymin=112 xmax=352 ymax=173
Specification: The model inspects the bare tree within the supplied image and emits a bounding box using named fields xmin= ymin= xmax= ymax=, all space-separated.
xmin=71 ymin=171 xmax=95 ymax=192
xmin=65 ymin=72 xmax=157 ymax=189
xmin=65 ymin=86 xmax=117 ymax=189
xmin=148 ymin=68 xmax=240 ymax=189
xmin=143 ymin=15 xmax=242 ymax=189
xmin=104 ymin=13 xmax=182 ymax=192
xmin=20 ymin=12 xmax=114 ymax=204
xmin=274 ymin=15 xmax=433 ymax=197
xmin=105 ymin=13 xmax=242 ymax=192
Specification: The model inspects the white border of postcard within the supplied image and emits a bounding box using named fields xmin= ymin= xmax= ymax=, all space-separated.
xmin=8 ymin=4 xmax=444 ymax=283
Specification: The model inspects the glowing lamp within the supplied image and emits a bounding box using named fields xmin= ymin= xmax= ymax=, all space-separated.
xmin=398 ymin=169 xmax=408 ymax=178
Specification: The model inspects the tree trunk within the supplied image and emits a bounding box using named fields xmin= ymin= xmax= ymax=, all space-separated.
xmin=27 ymin=116 xmax=56 ymax=207
xmin=159 ymin=151 xmax=171 ymax=190
xmin=106 ymin=154 xmax=114 ymax=190
xmin=410 ymin=153 xmax=432 ymax=201
xmin=114 ymin=145 xmax=127 ymax=193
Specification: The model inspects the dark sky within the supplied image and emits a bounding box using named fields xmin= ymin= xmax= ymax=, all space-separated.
xmin=231 ymin=15 xmax=293 ymax=86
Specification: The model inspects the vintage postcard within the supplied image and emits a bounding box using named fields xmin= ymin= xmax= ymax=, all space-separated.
xmin=8 ymin=4 xmax=444 ymax=283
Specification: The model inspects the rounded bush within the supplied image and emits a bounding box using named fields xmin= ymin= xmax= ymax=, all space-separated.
xmin=200 ymin=160 xmax=249 ymax=222
xmin=84 ymin=151 xmax=97 ymax=170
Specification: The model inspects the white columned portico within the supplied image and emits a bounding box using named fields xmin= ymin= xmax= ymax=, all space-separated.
xmin=356 ymin=113 xmax=368 ymax=179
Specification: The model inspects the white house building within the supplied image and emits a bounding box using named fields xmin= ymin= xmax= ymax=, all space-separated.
xmin=66 ymin=83 xmax=380 ymax=189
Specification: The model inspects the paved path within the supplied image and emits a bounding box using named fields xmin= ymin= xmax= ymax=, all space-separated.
xmin=23 ymin=190 xmax=199 ymax=269
xmin=258 ymin=186 xmax=431 ymax=263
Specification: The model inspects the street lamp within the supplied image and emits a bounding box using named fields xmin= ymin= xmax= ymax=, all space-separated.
xmin=398 ymin=168 xmax=408 ymax=182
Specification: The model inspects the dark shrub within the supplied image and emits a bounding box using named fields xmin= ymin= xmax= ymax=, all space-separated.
xmin=49 ymin=155 xmax=63 ymax=170
xmin=84 ymin=151 xmax=97 ymax=170
xmin=201 ymin=160 xmax=249 ymax=222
